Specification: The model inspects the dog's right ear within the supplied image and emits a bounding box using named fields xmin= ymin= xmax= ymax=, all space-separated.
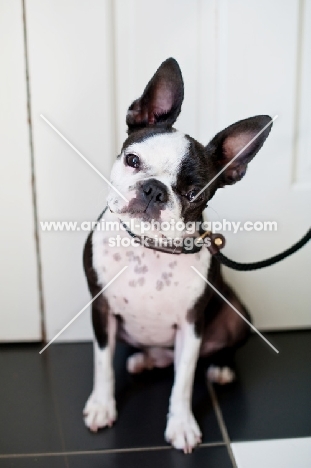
xmin=126 ymin=58 xmax=184 ymax=134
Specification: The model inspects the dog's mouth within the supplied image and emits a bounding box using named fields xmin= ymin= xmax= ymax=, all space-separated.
xmin=112 ymin=196 xmax=165 ymax=221
xmin=108 ymin=204 xmax=184 ymax=241
xmin=109 ymin=204 xmax=155 ymax=222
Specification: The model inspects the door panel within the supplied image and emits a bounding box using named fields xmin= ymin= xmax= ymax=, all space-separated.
xmin=25 ymin=0 xmax=116 ymax=341
xmin=0 ymin=0 xmax=41 ymax=341
xmin=207 ymin=0 xmax=311 ymax=329
xmin=114 ymin=0 xmax=311 ymax=330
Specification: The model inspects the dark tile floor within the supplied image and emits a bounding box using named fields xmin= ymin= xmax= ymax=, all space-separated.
xmin=0 ymin=331 xmax=310 ymax=467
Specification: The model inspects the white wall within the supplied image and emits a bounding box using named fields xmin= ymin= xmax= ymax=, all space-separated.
xmin=1 ymin=0 xmax=310 ymax=342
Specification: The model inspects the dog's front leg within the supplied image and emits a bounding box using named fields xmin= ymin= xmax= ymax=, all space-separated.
xmin=165 ymin=321 xmax=202 ymax=453
xmin=83 ymin=295 xmax=117 ymax=432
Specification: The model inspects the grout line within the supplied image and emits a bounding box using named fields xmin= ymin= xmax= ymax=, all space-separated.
xmin=207 ymin=381 xmax=238 ymax=468
xmin=21 ymin=0 xmax=46 ymax=342
xmin=198 ymin=442 xmax=226 ymax=448
xmin=45 ymin=353 xmax=70 ymax=468
xmin=0 ymin=442 xmax=226 ymax=459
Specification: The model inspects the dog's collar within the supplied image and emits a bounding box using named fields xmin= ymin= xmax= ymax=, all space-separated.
xmin=109 ymin=208 xmax=225 ymax=255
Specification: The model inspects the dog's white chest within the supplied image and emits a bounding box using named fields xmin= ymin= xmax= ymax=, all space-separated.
xmin=92 ymin=212 xmax=211 ymax=347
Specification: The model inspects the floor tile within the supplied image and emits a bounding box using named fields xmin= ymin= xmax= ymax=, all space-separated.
xmin=0 ymin=344 xmax=63 ymax=454
xmin=47 ymin=342 xmax=223 ymax=451
xmin=65 ymin=445 xmax=232 ymax=468
xmin=232 ymin=437 xmax=311 ymax=468
xmin=214 ymin=331 xmax=311 ymax=441
xmin=0 ymin=456 xmax=68 ymax=468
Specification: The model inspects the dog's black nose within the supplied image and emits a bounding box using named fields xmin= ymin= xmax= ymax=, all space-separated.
xmin=141 ymin=179 xmax=169 ymax=205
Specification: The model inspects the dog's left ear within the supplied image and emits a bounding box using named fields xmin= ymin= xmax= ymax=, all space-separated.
xmin=126 ymin=58 xmax=184 ymax=134
xmin=207 ymin=115 xmax=273 ymax=186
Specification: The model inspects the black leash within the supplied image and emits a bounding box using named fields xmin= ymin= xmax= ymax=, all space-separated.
xmin=214 ymin=227 xmax=311 ymax=271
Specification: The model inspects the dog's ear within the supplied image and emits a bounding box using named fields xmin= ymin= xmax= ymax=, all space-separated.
xmin=207 ymin=115 xmax=273 ymax=186
xmin=126 ymin=58 xmax=184 ymax=134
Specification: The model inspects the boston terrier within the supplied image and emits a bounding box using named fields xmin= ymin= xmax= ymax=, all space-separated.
xmin=83 ymin=58 xmax=272 ymax=452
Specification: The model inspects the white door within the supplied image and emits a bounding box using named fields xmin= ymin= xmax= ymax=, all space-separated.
xmin=113 ymin=0 xmax=311 ymax=330
xmin=25 ymin=0 xmax=116 ymax=342
xmin=19 ymin=0 xmax=310 ymax=343
xmin=203 ymin=0 xmax=311 ymax=330
xmin=0 ymin=0 xmax=41 ymax=341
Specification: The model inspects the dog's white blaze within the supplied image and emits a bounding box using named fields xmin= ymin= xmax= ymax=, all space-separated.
xmin=92 ymin=210 xmax=211 ymax=348
xmin=106 ymin=132 xmax=190 ymax=229
xmin=125 ymin=131 xmax=189 ymax=183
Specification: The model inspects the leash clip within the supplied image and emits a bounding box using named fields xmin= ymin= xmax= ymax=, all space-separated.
xmin=195 ymin=230 xmax=226 ymax=255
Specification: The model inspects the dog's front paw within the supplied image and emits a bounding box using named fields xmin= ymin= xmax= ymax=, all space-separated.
xmin=83 ymin=393 xmax=117 ymax=432
xmin=165 ymin=411 xmax=202 ymax=453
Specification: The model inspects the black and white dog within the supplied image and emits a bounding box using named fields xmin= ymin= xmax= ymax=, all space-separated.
xmin=83 ymin=58 xmax=272 ymax=452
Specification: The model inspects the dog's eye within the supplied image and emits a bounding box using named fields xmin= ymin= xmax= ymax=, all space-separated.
xmin=186 ymin=189 xmax=204 ymax=202
xmin=125 ymin=153 xmax=140 ymax=169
